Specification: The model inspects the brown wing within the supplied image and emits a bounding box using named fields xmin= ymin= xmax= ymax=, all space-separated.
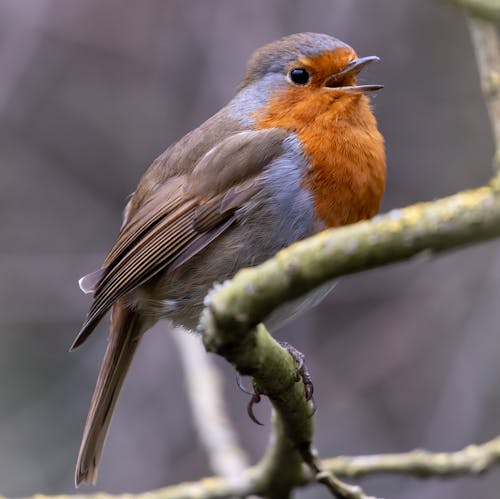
xmin=71 ymin=128 xmax=288 ymax=350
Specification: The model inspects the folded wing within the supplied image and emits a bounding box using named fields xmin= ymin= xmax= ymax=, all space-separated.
xmin=71 ymin=128 xmax=288 ymax=349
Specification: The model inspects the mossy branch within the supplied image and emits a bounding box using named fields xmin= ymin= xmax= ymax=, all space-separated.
xmin=201 ymin=185 xmax=500 ymax=339
xmin=323 ymin=436 xmax=500 ymax=479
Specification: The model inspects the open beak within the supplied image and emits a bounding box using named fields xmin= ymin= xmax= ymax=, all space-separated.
xmin=325 ymin=55 xmax=383 ymax=93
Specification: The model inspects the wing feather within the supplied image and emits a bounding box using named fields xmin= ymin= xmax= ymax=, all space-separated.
xmin=72 ymin=128 xmax=289 ymax=350
xmin=104 ymin=176 xmax=189 ymax=266
xmin=73 ymin=206 xmax=198 ymax=349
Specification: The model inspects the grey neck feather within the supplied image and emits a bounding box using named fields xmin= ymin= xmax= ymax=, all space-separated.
xmin=226 ymin=73 xmax=286 ymax=126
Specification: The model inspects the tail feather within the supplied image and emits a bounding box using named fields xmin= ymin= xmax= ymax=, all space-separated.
xmin=75 ymin=302 xmax=145 ymax=487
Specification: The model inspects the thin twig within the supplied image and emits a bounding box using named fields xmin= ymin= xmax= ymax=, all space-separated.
xmin=323 ymin=436 xmax=500 ymax=478
xmin=445 ymin=0 xmax=500 ymax=22
xmin=301 ymin=448 xmax=380 ymax=499
xmin=467 ymin=16 xmax=500 ymax=170
xmin=171 ymin=328 xmax=250 ymax=480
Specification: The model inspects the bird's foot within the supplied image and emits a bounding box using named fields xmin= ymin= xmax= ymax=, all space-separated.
xmin=236 ymin=340 xmax=316 ymax=425
xmin=278 ymin=340 xmax=315 ymax=407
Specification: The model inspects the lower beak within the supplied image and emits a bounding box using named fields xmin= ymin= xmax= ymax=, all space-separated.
xmin=325 ymin=55 xmax=383 ymax=93
xmin=338 ymin=84 xmax=384 ymax=93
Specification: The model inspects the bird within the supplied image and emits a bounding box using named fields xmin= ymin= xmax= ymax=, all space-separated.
xmin=72 ymin=32 xmax=386 ymax=486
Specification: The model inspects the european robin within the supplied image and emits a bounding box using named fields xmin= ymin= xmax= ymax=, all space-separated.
xmin=72 ymin=32 xmax=386 ymax=486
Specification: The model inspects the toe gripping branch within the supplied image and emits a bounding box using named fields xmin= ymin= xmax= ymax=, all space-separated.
xmin=236 ymin=340 xmax=316 ymax=425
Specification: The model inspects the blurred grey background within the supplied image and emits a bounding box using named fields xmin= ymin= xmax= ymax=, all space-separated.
xmin=0 ymin=1 xmax=499 ymax=498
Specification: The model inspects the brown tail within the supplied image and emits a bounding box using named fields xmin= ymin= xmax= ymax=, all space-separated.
xmin=75 ymin=302 xmax=146 ymax=486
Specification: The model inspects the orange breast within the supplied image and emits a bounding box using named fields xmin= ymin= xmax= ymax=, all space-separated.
xmin=254 ymin=86 xmax=386 ymax=228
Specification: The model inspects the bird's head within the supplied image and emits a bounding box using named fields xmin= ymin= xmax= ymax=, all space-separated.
xmin=236 ymin=33 xmax=386 ymax=227
xmin=234 ymin=33 xmax=382 ymax=129
xmin=241 ymin=32 xmax=382 ymax=96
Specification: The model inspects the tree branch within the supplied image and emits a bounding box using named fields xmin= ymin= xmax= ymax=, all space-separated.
xmin=322 ymin=436 xmax=500 ymax=479
xmin=200 ymin=185 xmax=500 ymax=340
xmin=202 ymin=323 xmax=315 ymax=498
xmin=201 ymin=322 xmax=375 ymax=498
xmin=467 ymin=16 xmax=500 ymax=170
xmin=8 ymin=436 xmax=500 ymax=499
xmin=445 ymin=0 xmax=500 ymax=23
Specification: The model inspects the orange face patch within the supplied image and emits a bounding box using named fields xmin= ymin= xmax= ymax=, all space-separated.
xmin=292 ymin=47 xmax=358 ymax=88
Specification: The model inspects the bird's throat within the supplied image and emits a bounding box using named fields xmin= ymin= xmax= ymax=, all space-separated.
xmin=254 ymin=88 xmax=386 ymax=228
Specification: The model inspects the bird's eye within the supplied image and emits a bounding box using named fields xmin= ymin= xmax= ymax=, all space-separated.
xmin=289 ymin=68 xmax=310 ymax=85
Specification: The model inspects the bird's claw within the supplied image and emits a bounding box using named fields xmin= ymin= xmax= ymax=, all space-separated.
xmin=247 ymin=393 xmax=264 ymax=426
xmin=236 ymin=373 xmax=265 ymax=425
xmin=235 ymin=341 xmax=316 ymax=425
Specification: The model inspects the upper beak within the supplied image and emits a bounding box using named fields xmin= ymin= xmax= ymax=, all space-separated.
xmin=324 ymin=55 xmax=383 ymax=93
